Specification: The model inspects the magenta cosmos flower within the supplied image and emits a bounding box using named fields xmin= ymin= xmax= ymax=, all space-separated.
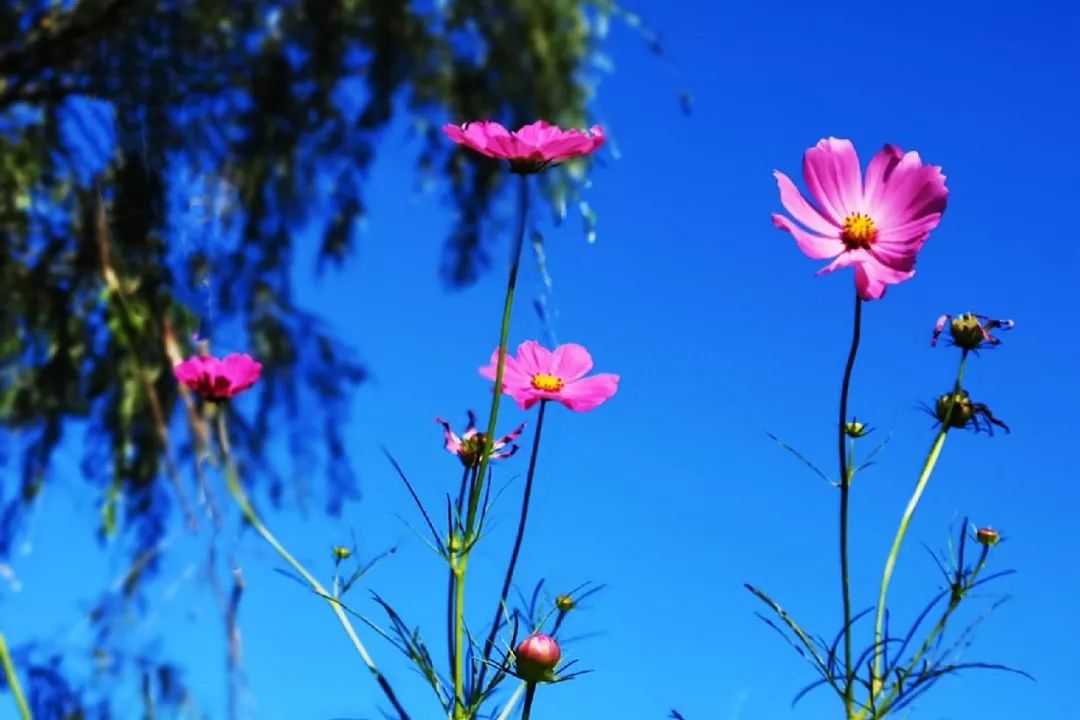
xmin=772 ymin=137 xmax=948 ymax=300
xmin=479 ymin=341 xmax=619 ymax=412
xmin=435 ymin=411 xmax=525 ymax=468
xmin=443 ymin=119 xmax=605 ymax=174
xmin=173 ymin=353 xmax=262 ymax=401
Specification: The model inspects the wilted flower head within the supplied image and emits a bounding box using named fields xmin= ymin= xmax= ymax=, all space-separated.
xmin=444 ymin=120 xmax=605 ymax=174
xmin=174 ymin=353 xmax=262 ymax=401
xmin=515 ymin=633 xmax=561 ymax=683
xmin=479 ymin=341 xmax=619 ymax=412
xmin=436 ymin=411 xmax=524 ymax=468
xmin=773 ymin=138 xmax=948 ymax=300
xmin=976 ymin=527 xmax=1001 ymax=548
xmin=934 ymin=389 xmax=1009 ymax=435
xmin=932 ymin=313 xmax=1015 ymax=351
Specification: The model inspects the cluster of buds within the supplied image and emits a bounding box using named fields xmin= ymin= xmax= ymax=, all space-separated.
xmin=928 ymin=312 xmax=1014 ymax=436
xmin=932 ymin=313 xmax=1014 ymax=351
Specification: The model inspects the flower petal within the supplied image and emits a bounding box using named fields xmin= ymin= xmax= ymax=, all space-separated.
xmin=560 ymin=374 xmax=620 ymax=412
xmin=513 ymin=120 xmax=553 ymax=147
xmin=513 ymin=341 xmax=553 ymax=376
xmin=435 ymin=417 xmax=463 ymax=454
xmin=862 ymin=144 xmax=904 ymax=210
xmin=221 ymin=354 xmax=262 ymax=395
xmin=871 ymin=214 xmax=943 ymax=269
xmin=479 ymin=347 xmax=532 ymax=389
xmin=867 ymin=243 xmax=918 ymax=272
xmin=802 ymin=138 xmax=861 ymax=222
xmin=870 ymin=151 xmax=948 ymax=229
xmin=854 ymin=259 xmax=915 ymax=300
xmin=548 ymin=343 xmax=594 ymax=382
xmin=506 ymin=386 xmax=543 ymax=411
xmin=816 ymin=248 xmax=865 ymax=277
xmin=774 ymin=171 xmax=841 ymax=236
xmin=773 ymin=213 xmax=846 ymax=260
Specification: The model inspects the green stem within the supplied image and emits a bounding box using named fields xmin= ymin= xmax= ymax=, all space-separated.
xmin=453 ymin=173 xmax=531 ymax=719
xmin=0 ymin=633 xmax=32 ymax=720
xmin=521 ymin=683 xmax=538 ymax=720
xmin=477 ymin=400 xmax=549 ymax=688
xmin=869 ymin=351 xmax=969 ymax=699
xmin=873 ymin=547 xmax=989 ymax=717
xmin=838 ymin=293 xmax=863 ymax=718
xmin=453 ymin=559 xmax=467 ymax=717
xmin=448 ymin=464 xmax=473 ymax=690
xmin=464 ymin=174 xmax=530 ymax=538
xmin=215 ymin=412 xmax=410 ymax=720
xmin=493 ymin=683 xmax=528 ymax=720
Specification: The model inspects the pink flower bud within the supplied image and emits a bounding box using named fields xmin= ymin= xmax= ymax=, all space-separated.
xmin=515 ymin=633 xmax=561 ymax=683
xmin=976 ymin=527 xmax=1001 ymax=548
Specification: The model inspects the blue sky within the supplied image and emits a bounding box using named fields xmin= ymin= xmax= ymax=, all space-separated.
xmin=4 ymin=1 xmax=1080 ymax=718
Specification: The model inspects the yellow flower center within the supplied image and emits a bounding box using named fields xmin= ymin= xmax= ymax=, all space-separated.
xmin=531 ymin=373 xmax=564 ymax=392
xmin=841 ymin=212 xmax=876 ymax=249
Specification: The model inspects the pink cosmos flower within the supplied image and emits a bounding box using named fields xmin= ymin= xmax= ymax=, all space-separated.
xmin=173 ymin=353 xmax=262 ymax=401
xmin=435 ymin=411 xmax=525 ymax=468
xmin=772 ymin=137 xmax=948 ymax=300
xmin=443 ymin=119 xmax=605 ymax=174
xmin=479 ymin=341 xmax=619 ymax=412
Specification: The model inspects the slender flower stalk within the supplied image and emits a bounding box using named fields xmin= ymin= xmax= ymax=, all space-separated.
xmin=477 ymin=400 xmax=550 ymax=684
xmin=870 ymin=351 xmax=970 ymax=697
xmin=464 ymin=176 xmax=531 ymax=536
xmin=867 ymin=545 xmax=992 ymax=719
xmin=0 ymin=633 xmax=32 ymax=720
xmin=214 ymin=412 xmax=410 ymax=720
xmin=837 ymin=293 xmax=863 ymax=717
xmin=521 ymin=683 xmax=539 ymax=720
xmin=447 ymin=463 xmax=472 ymax=684
xmin=453 ymin=174 xmax=531 ymax=719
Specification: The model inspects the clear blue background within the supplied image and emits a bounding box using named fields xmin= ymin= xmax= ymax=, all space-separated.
xmin=3 ymin=1 xmax=1079 ymax=718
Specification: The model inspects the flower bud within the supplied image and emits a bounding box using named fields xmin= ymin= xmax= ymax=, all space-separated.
xmin=933 ymin=389 xmax=1009 ymax=435
xmin=844 ymin=419 xmax=870 ymax=438
xmin=935 ymin=390 xmax=975 ymax=430
xmin=515 ymin=633 xmax=560 ymax=683
xmin=447 ymin=532 xmax=465 ymax=554
xmin=332 ymin=546 xmax=352 ymax=561
xmin=555 ymin=594 xmax=576 ymax=613
xmin=976 ymin=527 xmax=1001 ymax=548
